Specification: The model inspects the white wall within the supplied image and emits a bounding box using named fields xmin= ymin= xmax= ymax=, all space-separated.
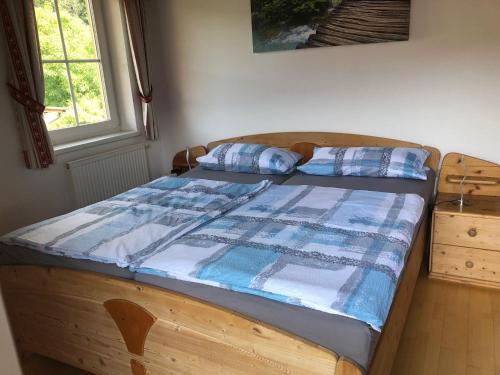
xmin=148 ymin=0 xmax=500 ymax=168
xmin=0 ymin=295 xmax=22 ymax=375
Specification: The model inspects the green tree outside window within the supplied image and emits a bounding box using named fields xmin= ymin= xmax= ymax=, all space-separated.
xmin=35 ymin=0 xmax=108 ymax=130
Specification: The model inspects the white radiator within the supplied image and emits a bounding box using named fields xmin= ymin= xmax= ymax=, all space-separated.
xmin=67 ymin=143 xmax=150 ymax=207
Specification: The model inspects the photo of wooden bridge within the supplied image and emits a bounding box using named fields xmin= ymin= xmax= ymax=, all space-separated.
xmin=303 ymin=0 xmax=411 ymax=48
xmin=251 ymin=0 xmax=410 ymax=53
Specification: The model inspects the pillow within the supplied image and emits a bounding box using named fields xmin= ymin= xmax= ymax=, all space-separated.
xmin=196 ymin=143 xmax=302 ymax=175
xmin=297 ymin=147 xmax=430 ymax=180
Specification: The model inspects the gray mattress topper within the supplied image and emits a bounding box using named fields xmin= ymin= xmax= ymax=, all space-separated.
xmin=0 ymin=244 xmax=134 ymax=279
xmin=0 ymin=171 xmax=436 ymax=371
xmin=181 ymin=166 xmax=292 ymax=185
xmin=283 ymin=169 xmax=436 ymax=203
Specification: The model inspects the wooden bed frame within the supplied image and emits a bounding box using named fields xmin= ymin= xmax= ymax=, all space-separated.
xmin=0 ymin=133 xmax=440 ymax=375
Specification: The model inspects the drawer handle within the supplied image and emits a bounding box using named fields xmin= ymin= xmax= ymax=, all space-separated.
xmin=468 ymin=228 xmax=478 ymax=237
xmin=465 ymin=261 xmax=474 ymax=269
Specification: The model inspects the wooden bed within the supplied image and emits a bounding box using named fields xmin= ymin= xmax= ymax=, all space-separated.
xmin=0 ymin=132 xmax=440 ymax=375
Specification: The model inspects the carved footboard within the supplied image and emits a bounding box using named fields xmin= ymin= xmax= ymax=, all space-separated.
xmin=0 ymin=266 xmax=363 ymax=375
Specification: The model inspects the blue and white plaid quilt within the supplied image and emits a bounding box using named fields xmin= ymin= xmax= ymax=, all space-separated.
xmin=133 ymin=184 xmax=425 ymax=330
xmin=1 ymin=177 xmax=271 ymax=267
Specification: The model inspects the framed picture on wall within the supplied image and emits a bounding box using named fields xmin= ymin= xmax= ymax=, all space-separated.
xmin=251 ymin=0 xmax=411 ymax=53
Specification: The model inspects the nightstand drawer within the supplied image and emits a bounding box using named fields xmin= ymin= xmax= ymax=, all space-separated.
xmin=434 ymin=213 xmax=500 ymax=251
xmin=431 ymin=244 xmax=500 ymax=282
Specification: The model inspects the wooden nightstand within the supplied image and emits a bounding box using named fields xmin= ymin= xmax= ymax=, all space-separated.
xmin=429 ymin=153 xmax=500 ymax=288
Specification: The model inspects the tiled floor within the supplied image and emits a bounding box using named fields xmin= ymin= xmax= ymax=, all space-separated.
xmin=21 ymin=269 xmax=500 ymax=375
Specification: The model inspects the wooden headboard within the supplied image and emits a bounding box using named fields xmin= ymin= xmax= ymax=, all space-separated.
xmin=206 ymin=132 xmax=441 ymax=172
xmin=438 ymin=153 xmax=500 ymax=196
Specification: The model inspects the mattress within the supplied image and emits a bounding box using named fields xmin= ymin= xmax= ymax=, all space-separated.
xmin=182 ymin=166 xmax=292 ymax=184
xmin=283 ymin=170 xmax=436 ymax=202
xmin=0 ymin=243 xmax=134 ymax=279
xmin=0 ymin=171 xmax=436 ymax=370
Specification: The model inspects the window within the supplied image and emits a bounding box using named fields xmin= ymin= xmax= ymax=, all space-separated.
xmin=35 ymin=0 xmax=120 ymax=145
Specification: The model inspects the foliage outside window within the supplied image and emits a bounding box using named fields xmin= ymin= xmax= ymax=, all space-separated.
xmin=35 ymin=0 xmax=109 ymax=131
xmin=251 ymin=0 xmax=342 ymax=27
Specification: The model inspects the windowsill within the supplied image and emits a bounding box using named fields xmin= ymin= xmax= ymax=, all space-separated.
xmin=53 ymin=130 xmax=141 ymax=155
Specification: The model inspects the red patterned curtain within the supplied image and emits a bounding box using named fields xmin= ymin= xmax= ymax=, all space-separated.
xmin=123 ymin=0 xmax=158 ymax=141
xmin=0 ymin=0 xmax=54 ymax=169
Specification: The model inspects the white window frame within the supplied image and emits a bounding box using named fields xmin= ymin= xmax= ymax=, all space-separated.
xmin=40 ymin=0 xmax=121 ymax=146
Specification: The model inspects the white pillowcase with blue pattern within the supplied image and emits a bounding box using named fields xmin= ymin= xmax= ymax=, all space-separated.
xmin=298 ymin=147 xmax=430 ymax=180
xmin=197 ymin=143 xmax=302 ymax=175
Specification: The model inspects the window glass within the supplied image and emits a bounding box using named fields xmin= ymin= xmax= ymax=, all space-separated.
xmin=41 ymin=63 xmax=77 ymax=129
xmin=34 ymin=0 xmax=110 ymax=131
xmin=34 ymin=1 xmax=64 ymax=60
xmin=69 ymin=62 xmax=107 ymax=125
xmin=58 ymin=0 xmax=98 ymax=60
